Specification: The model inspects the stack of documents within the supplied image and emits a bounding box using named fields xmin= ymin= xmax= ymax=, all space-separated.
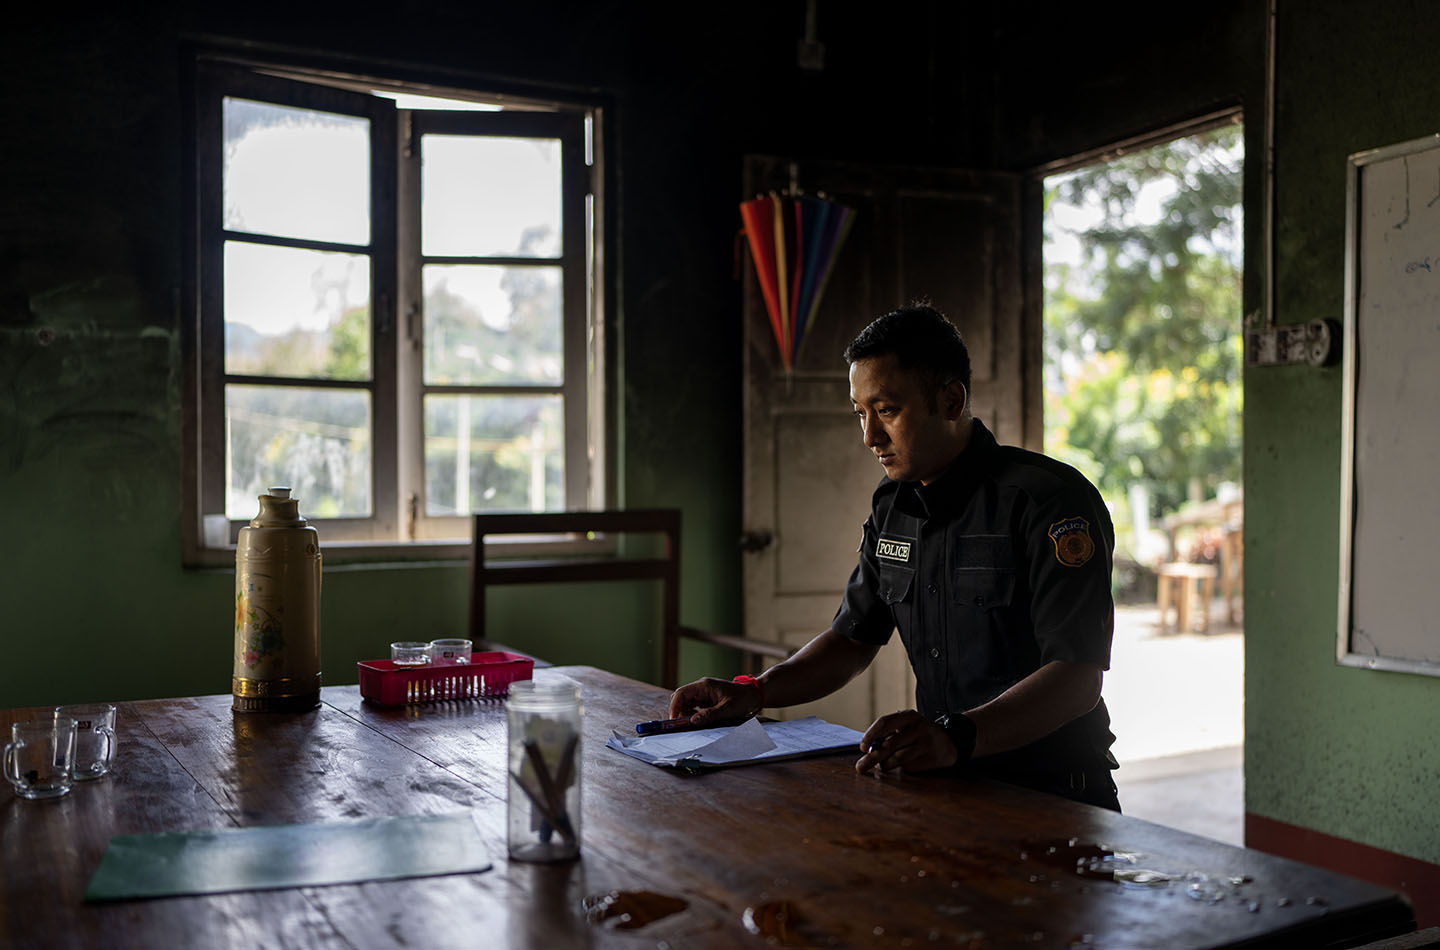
xmin=606 ymin=716 xmax=863 ymax=770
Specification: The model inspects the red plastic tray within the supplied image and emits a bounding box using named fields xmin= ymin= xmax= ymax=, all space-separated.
xmin=357 ymin=651 xmax=534 ymax=706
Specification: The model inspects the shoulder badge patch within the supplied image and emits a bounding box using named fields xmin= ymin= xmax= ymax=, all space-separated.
xmin=875 ymin=537 xmax=912 ymax=563
xmin=1047 ymin=516 xmax=1095 ymax=567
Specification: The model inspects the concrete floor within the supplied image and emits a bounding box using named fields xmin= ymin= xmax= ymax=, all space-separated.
xmin=1104 ymin=599 xmax=1244 ymax=846
xmin=1116 ymin=745 xmax=1243 ymax=846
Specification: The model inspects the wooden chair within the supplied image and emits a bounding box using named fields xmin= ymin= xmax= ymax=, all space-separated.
xmin=469 ymin=509 xmax=792 ymax=689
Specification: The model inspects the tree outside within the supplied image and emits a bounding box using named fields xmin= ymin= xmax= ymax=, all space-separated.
xmin=1043 ymin=125 xmax=1244 ymax=594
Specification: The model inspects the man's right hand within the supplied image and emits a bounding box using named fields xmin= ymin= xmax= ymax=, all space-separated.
xmin=668 ymin=677 xmax=763 ymax=728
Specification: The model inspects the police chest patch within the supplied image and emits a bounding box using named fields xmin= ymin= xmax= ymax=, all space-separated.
xmin=1047 ymin=517 xmax=1095 ymax=567
xmin=875 ymin=537 xmax=912 ymax=563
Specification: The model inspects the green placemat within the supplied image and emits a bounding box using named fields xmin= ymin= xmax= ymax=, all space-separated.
xmin=85 ymin=812 xmax=492 ymax=901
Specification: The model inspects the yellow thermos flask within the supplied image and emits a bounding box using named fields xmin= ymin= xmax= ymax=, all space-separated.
xmin=232 ymin=487 xmax=322 ymax=712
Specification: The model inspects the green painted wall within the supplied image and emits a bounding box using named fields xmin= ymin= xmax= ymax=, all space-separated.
xmin=1243 ymin=0 xmax=1440 ymax=865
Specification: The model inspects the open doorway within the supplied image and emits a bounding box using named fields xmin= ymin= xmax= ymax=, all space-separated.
xmin=1041 ymin=119 xmax=1244 ymax=842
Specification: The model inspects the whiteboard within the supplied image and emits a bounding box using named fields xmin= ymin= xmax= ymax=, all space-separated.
xmin=1339 ymin=132 xmax=1440 ymax=675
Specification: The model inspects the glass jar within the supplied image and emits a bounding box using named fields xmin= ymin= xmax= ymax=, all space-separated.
xmin=507 ymin=679 xmax=582 ymax=862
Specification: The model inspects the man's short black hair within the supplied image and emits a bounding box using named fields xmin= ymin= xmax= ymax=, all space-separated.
xmin=843 ymin=303 xmax=972 ymax=408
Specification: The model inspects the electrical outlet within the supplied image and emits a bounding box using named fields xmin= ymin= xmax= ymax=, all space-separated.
xmin=1245 ymin=319 xmax=1339 ymax=366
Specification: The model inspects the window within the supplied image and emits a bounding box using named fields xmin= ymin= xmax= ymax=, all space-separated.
xmin=185 ymin=59 xmax=605 ymax=562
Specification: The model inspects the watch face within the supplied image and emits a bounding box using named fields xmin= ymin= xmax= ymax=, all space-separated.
xmin=939 ymin=714 xmax=976 ymax=759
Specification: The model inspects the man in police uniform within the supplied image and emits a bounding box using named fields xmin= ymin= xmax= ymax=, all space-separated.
xmin=670 ymin=304 xmax=1120 ymax=810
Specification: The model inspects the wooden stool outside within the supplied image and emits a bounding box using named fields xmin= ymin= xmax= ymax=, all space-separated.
xmin=1156 ymin=562 xmax=1218 ymax=633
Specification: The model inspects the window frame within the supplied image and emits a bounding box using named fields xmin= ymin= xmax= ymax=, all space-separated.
xmin=182 ymin=55 xmax=608 ymax=566
xmin=399 ymin=109 xmax=592 ymax=541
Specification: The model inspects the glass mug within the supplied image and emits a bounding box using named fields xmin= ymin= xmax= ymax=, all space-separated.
xmin=391 ymin=641 xmax=431 ymax=667
xmin=55 ymin=704 xmax=117 ymax=780
xmin=429 ymin=638 xmax=473 ymax=665
xmin=4 ymin=718 xmax=78 ymax=800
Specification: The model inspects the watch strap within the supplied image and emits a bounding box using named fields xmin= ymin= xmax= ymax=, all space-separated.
xmin=938 ymin=713 xmax=977 ymax=763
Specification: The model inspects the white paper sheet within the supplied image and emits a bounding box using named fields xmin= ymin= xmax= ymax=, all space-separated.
xmin=606 ymin=716 xmax=864 ymax=770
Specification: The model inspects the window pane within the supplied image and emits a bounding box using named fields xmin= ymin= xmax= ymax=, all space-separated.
xmin=225 ymin=242 xmax=370 ymax=380
xmin=424 ymin=394 xmax=562 ymax=515
xmin=226 ymin=384 xmax=371 ymax=519
xmin=421 ymin=135 xmax=562 ymax=258
xmin=422 ymin=264 xmax=561 ymax=384
xmin=223 ymin=97 xmax=370 ymax=245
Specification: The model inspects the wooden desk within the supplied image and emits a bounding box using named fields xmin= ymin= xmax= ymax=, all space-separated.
xmin=1 ymin=668 xmax=1413 ymax=948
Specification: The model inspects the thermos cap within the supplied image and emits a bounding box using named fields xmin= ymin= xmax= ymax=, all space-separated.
xmin=249 ymin=487 xmax=307 ymax=529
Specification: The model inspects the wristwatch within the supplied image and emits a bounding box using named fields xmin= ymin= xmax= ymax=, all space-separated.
xmin=936 ymin=713 xmax=977 ymax=763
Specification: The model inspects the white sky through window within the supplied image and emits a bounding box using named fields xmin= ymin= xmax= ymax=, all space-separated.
xmin=224 ymin=95 xmax=559 ymax=339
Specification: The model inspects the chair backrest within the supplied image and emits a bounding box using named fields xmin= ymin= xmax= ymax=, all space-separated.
xmin=469 ymin=510 xmax=683 ymax=687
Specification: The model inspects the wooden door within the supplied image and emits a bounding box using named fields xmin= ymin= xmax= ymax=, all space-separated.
xmin=742 ymin=157 xmax=1026 ymax=731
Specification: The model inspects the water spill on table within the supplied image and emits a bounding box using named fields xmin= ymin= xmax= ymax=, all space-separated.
xmin=1185 ymin=874 xmax=1228 ymax=903
xmin=1020 ymin=838 xmax=1173 ymax=886
xmin=742 ymin=900 xmax=808 ymax=946
xmin=810 ymin=832 xmax=1313 ymax=944
xmin=582 ymin=890 xmax=689 ymax=930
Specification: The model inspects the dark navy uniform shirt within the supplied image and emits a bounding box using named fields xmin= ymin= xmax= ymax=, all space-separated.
xmin=833 ymin=418 xmax=1117 ymax=781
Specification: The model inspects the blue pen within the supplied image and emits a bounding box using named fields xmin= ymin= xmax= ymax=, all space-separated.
xmin=635 ymin=716 xmax=694 ymax=736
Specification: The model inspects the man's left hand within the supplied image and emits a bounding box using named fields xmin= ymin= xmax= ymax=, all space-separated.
xmin=855 ymin=710 xmax=958 ymax=774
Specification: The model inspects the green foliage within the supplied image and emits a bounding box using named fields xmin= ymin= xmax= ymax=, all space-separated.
xmin=422 ymin=267 xmax=561 ymax=386
xmin=1045 ymin=126 xmax=1244 ymax=523
xmin=323 ymin=304 xmax=370 ymax=379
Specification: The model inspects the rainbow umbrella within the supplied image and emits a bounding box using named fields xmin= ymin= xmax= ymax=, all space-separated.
xmin=740 ymin=192 xmax=855 ymax=370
